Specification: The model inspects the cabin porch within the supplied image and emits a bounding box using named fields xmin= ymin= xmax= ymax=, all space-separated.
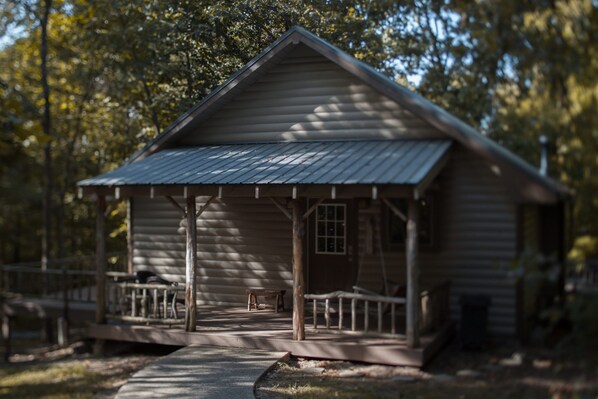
xmin=90 ymin=305 xmax=455 ymax=367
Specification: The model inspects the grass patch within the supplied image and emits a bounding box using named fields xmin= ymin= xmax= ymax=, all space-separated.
xmin=0 ymin=339 xmax=166 ymax=399
xmin=0 ymin=362 xmax=101 ymax=399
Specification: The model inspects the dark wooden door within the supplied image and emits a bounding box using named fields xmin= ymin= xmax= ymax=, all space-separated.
xmin=308 ymin=200 xmax=358 ymax=293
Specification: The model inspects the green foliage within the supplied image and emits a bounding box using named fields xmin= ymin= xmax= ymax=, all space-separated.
xmin=0 ymin=0 xmax=596 ymax=263
xmin=568 ymin=235 xmax=598 ymax=270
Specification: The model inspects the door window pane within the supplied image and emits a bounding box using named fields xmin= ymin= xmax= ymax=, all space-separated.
xmin=315 ymin=204 xmax=346 ymax=255
xmin=317 ymin=237 xmax=326 ymax=252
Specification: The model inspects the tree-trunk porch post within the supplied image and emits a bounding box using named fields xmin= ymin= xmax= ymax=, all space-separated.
xmin=184 ymin=196 xmax=197 ymax=332
xmin=406 ymin=198 xmax=420 ymax=348
xmin=95 ymin=195 xmax=107 ymax=325
xmin=291 ymin=199 xmax=305 ymax=341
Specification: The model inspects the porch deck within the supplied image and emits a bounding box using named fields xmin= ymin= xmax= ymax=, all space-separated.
xmin=89 ymin=306 xmax=454 ymax=367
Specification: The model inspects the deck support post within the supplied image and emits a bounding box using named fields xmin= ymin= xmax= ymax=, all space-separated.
xmin=291 ymin=200 xmax=305 ymax=341
xmin=94 ymin=195 xmax=107 ymax=356
xmin=2 ymin=314 xmax=11 ymax=362
xmin=184 ymin=196 xmax=197 ymax=332
xmin=406 ymin=198 xmax=420 ymax=349
xmin=126 ymin=198 xmax=134 ymax=275
xmin=95 ymin=195 xmax=107 ymax=325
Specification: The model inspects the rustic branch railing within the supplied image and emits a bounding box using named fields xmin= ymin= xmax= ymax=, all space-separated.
xmin=105 ymin=279 xmax=185 ymax=325
xmin=304 ymin=291 xmax=407 ymax=337
xmin=305 ymin=281 xmax=450 ymax=338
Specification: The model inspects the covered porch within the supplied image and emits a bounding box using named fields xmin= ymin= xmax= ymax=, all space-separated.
xmin=90 ymin=305 xmax=454 ymax=367
xmin=78 ymin=140 xmax=454 ymax=366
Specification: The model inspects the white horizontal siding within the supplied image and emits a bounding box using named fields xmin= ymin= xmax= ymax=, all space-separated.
xmin=356 ymin=145 xmax=518 ymax=336
xmin=133 ymin=197 xmax=293 ymax=306
xmin=180 ymin=44 xmax=443 ymax=145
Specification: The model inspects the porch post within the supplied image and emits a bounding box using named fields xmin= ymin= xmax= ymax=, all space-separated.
xmin=291 ymin=200 xmax=305 ymax=341
xmin=184 ymin=196 xmax=197 ymax=332
xmin=406 ymin=198 xmax=420 ymax=348
xmin=126 ymin=198 xmax=134 ymax=275
xmin=95 ymin=195 xmax=107 ymax=325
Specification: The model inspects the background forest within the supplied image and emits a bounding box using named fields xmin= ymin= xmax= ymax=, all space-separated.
xmin=0 ymin=0 xmax=596 ymax=267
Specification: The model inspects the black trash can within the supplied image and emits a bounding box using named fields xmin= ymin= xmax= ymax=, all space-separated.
xmin=460 ymin=294 xmax=491 ymax=349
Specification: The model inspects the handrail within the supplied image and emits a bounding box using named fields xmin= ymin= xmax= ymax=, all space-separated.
xmin=305 ymin=281 xmax=450 ymax=338
xmin=305 ymin=291 xmax=406 ymax=336
xmin=0 ymin=258 xmax=128 ymax=303
xmin=0 ymin=251 xmax=126 ymax=269
xmin=305 ymin=291 xmax=406 ymax=304
xmin=109 ymin=282 xmax=183 ymax=290
xmin=105 ymin=280 xmax=185 ymax=325
xmin=0 ymin=266 xmax=96 ymax=276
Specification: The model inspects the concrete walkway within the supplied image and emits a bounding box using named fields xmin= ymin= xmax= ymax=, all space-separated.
xmin=115 ymin=345 xmax=288 ymax=399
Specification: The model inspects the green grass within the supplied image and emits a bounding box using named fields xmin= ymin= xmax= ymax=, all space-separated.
xmin=0 ymin=362 xmax=102 ymax=399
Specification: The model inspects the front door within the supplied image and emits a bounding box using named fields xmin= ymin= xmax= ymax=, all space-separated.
xmin=308 ymin=200 xmax=358 ymax=293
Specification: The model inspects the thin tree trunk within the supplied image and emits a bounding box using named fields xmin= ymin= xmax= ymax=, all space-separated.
xmin=56 ymin=190 xmax=65 ymax=259
xmin=141 ymin=78 xmax=161 ymax=134
xmin=12 ymin=211 xmax=21 ymax=263
xmin=40 ymin=0 xmax=53 ymax=270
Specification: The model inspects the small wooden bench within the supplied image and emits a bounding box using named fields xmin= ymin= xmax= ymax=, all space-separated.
xmin=246 ymin=289 xmax=286 ymax=312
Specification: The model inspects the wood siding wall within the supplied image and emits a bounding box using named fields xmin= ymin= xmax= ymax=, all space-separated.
xmin=355 ymin=145 xmax=519 ymax=336
xmin=131 ymin=45 xmax=521 ymax=336
xmin=132 ymin=197 xmax=293 ymax=306
xmin=179 ymin=44 xmax=443 ymax=145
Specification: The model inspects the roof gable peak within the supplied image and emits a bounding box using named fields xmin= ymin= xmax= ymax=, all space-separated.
xmin=127 ymin=26 xmax=570 ymax=202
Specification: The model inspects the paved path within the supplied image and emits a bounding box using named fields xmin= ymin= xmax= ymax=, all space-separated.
xmin=115 ymin=345 xmax=288 ymax=399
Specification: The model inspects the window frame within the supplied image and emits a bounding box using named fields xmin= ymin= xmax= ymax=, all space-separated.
xmin=315 ymin=203 xmax=347 ymax=256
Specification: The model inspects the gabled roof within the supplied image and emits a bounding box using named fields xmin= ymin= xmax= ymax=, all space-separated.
xmin=126 ymin=26 xmax=570 ymax=203
xmin=79 ymin=140 xmax=451 ymax=187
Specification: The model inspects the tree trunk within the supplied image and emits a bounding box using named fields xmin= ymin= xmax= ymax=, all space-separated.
xmin=291 ymin=200 xmax=305 ymax=341
xmin=127 ymin=199 xmax=134 ymax=275
xmin=95 ymin=195 xmax=107 ymax=325
xmin=56 ymin=189 xmax=65 ymax=259
xmin=40 ymin=0 xmax=53 ymax=270
xmin=184 ymin=196 xmax=197 ymax=332
xmin=406 ymin=198 xmax=420 ymax=348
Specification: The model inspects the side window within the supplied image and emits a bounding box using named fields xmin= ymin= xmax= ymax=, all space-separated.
xmin=315 ymin=204 xmax=346 ymax=255
xmin=387 ymin=198 xmax=434 ymax=247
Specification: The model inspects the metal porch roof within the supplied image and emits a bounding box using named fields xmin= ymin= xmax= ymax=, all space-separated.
xmin=78 ymin=140 xmax=451 ymax=187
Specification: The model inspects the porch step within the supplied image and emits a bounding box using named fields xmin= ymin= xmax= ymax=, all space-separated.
xmin=115 ymin=345 xmax=288 ymax=399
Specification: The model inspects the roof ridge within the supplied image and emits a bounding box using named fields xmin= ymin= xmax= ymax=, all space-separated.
xmin=120 ymin=26 xmax=570 ymax=202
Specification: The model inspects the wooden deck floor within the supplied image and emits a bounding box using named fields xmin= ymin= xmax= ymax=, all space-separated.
xmin=90 ymin=306 xmax=455 ymax=367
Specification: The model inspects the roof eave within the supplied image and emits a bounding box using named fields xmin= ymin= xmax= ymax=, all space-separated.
xmin=292 ymin=28 xmax=571 ymax=203
xmin=126 ymin=28 xmax=305 ymax=164
xmin=121 ymin=26 xmax=571 ymax=203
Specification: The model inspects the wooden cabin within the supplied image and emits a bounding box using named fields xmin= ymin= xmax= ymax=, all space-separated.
xmin=77 ymin=27 xmax=571 ymax=366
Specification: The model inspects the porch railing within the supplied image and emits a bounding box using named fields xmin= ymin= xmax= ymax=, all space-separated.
xmin=304 ymin=291 xmax=406 ymax=337
xmin=305 ymin=281 xmax=450 ymax=338
xmin=1 ymin=266 xmax=99 ymax=303
xmin=0 ymin=252 xmax=126 ymax=303
xmin=105 ymin=278 xmax=185 ymax=325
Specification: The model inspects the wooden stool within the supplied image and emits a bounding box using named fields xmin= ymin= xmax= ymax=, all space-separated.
xmin=246 ymin=289 xmax=286 ymax=312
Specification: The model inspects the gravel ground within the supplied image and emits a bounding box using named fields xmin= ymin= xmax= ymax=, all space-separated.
xmin=255 ymin=340 xmax=598 ymax=399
